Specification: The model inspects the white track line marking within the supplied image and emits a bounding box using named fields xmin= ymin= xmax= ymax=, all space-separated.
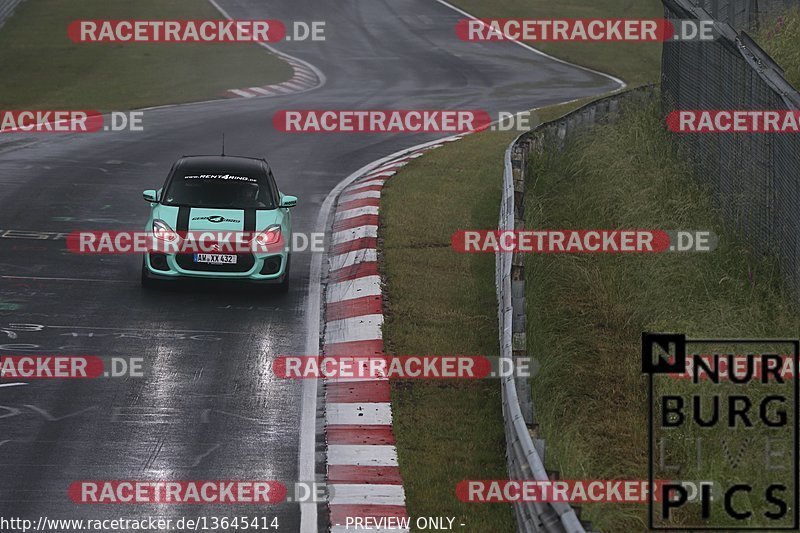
xmin=329 ymin=483 xmax=406 ymax=505
xmin=431 ymin=0 xmax=626 ymax=90
xmin=326 ymin=277 xmax=382 ymax=303
xmin=360 ymin=170 xmax=396 ymax=180
xmin=328 ymin=445 xmax=399 ymax=467
xmin=335 ymin=206 xmax=380 ymax=221
xmin=248 ymin=87 xmax=275 ymax=96
xmin=270 ymin=85 xmax=294 ymax=94
xmin=329 ymin=249 xmax=378 ymax=271
xmin=282 ymin=80 xmax=307 ymax=90
xmin=229 ymin=89 xmax=256 ymax=98
xmin=331 ymin=225 xmax=378 ymax=245
xmin=371 ymin=162 xmax=408 ymax=174
xmin=327 ymin=403 xmax=393 ymax=425
xmin=324 ymin=315 xmax=384 ymax=345
xmin=0 ymin=383 xmax=27 ymax=388
xmin=340 ymin=190 xmax=381 ymax=202
xmin=350 ymin=178 xmax=390 ymax=189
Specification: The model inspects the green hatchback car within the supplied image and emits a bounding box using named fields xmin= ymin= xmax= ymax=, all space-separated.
xmin=141 ymin=155 xmax=296 ymax=291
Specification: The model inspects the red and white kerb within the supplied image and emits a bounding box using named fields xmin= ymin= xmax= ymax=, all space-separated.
xmin=322 ymin=140 xmax=460 ymax=531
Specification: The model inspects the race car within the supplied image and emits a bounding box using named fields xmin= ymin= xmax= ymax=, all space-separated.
xmin=140 ymin=155 xmax=296 ymax=291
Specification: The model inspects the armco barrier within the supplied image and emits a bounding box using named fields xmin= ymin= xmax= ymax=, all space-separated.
xmin=498 ymin=86 xmax=655 ymax=533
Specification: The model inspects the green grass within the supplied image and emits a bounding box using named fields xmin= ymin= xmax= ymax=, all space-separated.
xmin=381 ymin=103 xmax=593 ymax=532
xmin=754 ymin=7 xmax=800 ymax=89
xmin=0 ymin=0 xmax=293 ymax=109
xmin=449 ymin=0 xmax=663 ymax=86
xmin=382 ymin=129 xmax=517 ymax=532
xmin=524 ymin=100 xmax=800 ymax=531
xmin=382 ymin=95 xmax=800 ymax=531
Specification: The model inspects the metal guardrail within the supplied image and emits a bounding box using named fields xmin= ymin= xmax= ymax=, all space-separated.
xmin=497 ymin=86 xmax=656 ymax=533
xmin=0 ymin=0 xmax=25 ymax=29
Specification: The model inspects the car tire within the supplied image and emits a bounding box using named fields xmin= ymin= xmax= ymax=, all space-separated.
xmin=276 ymin=254 xmax=291 ymax=293
xmin=141 ymin=259 xmax=158 ymax=289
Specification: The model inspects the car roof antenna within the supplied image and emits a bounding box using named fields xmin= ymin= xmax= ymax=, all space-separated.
xmin=221 ymin=132 xmax=226 ymax=156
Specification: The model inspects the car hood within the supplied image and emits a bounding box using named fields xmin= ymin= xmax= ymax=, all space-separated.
xmin=151 ymin=205 xmax=284 ymax=232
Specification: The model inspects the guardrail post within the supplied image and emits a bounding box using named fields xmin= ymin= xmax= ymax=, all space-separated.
xmin=585 ymin=107 xmax=596 ymax=126
xmin=510 ymin=139 xmax=533 ymax=426
xmin=608 ymin=99 xmax=620 ymax=121
xmin=512 ymin=140 xmax=528 ymax=223
xmin=511 ymin=278 xmax=531 ymax=425
xmin=533 ymin=437 xmax=546 ymax=463
xmin=557 ymin=121 xmax=567 ymax=150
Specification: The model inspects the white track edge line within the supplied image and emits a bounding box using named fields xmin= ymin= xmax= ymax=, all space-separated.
xmin=430 ymin=0 xmax=626 ymax=91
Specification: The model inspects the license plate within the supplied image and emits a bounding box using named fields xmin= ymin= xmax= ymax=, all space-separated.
xmin=194 ymin=253 xmax=237 ymax=264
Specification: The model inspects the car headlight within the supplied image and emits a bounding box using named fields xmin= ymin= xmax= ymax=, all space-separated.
xmin=253 ymin=224 xmax=283 ymax=251
xmin=153 ymin=219 xmax=179 ymax=242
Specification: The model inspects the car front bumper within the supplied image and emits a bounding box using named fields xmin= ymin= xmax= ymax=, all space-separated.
xmin=143 ymin=251 xmax=289 ymax=283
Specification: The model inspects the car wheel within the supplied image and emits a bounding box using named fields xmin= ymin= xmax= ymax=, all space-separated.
xmin=276 ymin=255 xmax=291 ymax=293
xmin=141 ymin=259 xmax=157 ymax=289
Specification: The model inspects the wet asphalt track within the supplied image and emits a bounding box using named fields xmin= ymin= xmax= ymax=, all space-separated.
xmin=0 ymin=0 xmax=619 ymax=530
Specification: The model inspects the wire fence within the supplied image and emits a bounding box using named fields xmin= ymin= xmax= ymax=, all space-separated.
xmin=0 ymin=0 xmax=25 ymax=29
xmin=688 ymin=0 xmax=795 ymax=29
xmin=500 ymin=1 xmax=800 ymax=530
xmin=662 ymin=0 xmax=800 ymax=301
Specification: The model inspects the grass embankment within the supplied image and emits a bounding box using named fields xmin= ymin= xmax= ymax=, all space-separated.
xmin=382 ymin=129 xmax=517 ymax=531
xmin=448 ymin=0 xmax=663 ymax=86
xmin=0 ymin=0 xmax=293 ymax=109
xmin=382 ymin=102 xmax=595 ymax=531
xmin=525 ymin=101 xmax=800 ymax=531
xmin=754 ymin=7 xmax=800 ymax=89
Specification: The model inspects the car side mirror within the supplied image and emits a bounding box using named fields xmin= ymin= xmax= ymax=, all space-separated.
xmin=280 ymin=195 xmax=298 ymax=208
xmin=143 ymin=189 xmax=158 ymax=202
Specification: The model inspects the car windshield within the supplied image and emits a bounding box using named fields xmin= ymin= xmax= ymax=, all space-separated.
xmin=162 ymin=170 xmax=275 ymax=209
